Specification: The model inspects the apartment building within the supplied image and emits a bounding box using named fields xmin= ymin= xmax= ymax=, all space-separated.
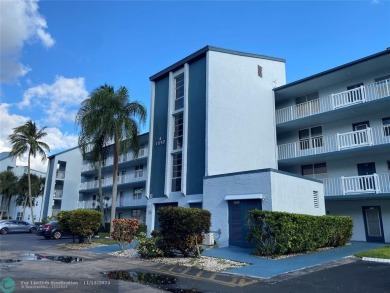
xmin=145 ymin=46 xmax=325 ymax=247
xmin=40 ymin=46 xmax=389 ymax=246
xmin=275 ymin=48 xmax=390 ymax=243
xmin=0 ymin=152 xmax=45 ymax=221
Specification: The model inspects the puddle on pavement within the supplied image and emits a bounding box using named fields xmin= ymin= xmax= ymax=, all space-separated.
xmin=1 ymin=253 xmax=84 ymax=263
xmin=102 ymin=270 xmax=203 ymax=292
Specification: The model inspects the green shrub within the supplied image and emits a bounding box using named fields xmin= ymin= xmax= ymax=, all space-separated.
xmin=137 ymin=222 xmax=147 ymax=235
xmin=136 ymin=232 xmax=165 ymax=258
xmin=69 ymin=209 xmax=102 ymax=243
xmin=158 ymin=206 xmax=211 ymax=257
xmin=57 ymin=210 xmax=72 ymax=232
xmin=247 ymin=210 xmax=353 ymax=257
xmin=111 ymin=218 xmax=139 ymax=250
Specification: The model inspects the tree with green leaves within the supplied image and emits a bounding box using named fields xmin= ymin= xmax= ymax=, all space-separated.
xmin=8 ymin=120 xmax=50 ymax=224
xmin=15 ymin=173 xmax=45 ymax=220
xmin=76 ymin=84 xmax=146 ymax=234
xmin=0 ymin=170 xmax=19 ymax=220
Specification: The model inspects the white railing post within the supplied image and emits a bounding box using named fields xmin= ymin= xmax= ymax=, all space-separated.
xmin=367 ymin=128 xmax=373 ymax=145
xmin=374 ymin=173 xmax=380 ymax=194
xmin=341 ymin=176 xmax=345 ymax=195
xmin=361 ymin=85 xmax=366 ymax=102
xmin=336 ymin=133 xmax=340 ymax=150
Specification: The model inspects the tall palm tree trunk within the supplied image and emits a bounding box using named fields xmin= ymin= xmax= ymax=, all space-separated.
xmin=97 ymin=157 xmax=104 ymax=228
xmin=27 ymin=153 xmax=35 ymax=224
xmin=110 ymin=136 xmax=120 ymax=234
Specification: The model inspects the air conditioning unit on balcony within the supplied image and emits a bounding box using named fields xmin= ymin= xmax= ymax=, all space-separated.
xmin=203 ymin=233 xmax=214 ymax=246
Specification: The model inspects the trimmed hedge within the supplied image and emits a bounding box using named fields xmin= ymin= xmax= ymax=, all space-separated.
xmin=158 ymin=206 xmax=211 ymax=257
xmin=247 ymin=210 xmax=353 ymax=256
xmin=68 ymin=209 xmax=102 ymax=243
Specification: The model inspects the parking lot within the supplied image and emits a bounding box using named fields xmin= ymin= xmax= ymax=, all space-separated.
xmin=1 ymin=233 xmax=389 ymax=292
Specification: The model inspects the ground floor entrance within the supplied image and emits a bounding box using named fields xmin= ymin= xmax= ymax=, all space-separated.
xmin=362 ymin=206 xmax=385 ymax=243
xmin=228 ymin=199 xmax=262 ymax=247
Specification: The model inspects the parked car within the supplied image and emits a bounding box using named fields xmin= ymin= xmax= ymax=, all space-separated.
xmin=37 ymin=221 xmax=73 ymax=240
xmin=0 ymin=220 xmax=37 ymax=234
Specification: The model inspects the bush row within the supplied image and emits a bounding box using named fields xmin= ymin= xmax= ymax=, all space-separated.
xmin=247 ymin=210 xmax=353 ymax=256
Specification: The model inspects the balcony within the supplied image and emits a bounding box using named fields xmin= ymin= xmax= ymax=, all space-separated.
xmin=81 ymin=149 xmax=148 ymax=172
xmin=276 ymin=79 xmax=390 ymax=124
xmin=324 ymin=173 xmax=390 ymax=196
xmin=78 ymin=200 xmax=96 ymax=209
xmin=278 ymin=125 xmax=390 ymax=160
xmin=79 ymin=171 xmax=146 ymax=191
xmin=117 ymin=196 xmax=147 ymax=208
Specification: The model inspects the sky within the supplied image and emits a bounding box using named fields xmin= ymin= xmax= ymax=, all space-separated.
xmin=0 ymin=0 xmax=389 ymax=173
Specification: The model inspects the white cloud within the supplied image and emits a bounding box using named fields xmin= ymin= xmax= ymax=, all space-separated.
xmin=0 ymin=0 xmax=55 ymax=83
xmin=19 ymin=76 xmax=89 ymax=126
xmin=0 ymin=103 xmax=78 ymax=173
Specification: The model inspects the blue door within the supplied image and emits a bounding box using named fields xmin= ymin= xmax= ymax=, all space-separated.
xmin=362 ymin=206 xmax=384 ymax=243
xmin=228 ymin=199 xmax=262 ymax=247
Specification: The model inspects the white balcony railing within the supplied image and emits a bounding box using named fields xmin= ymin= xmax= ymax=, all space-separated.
xmin=324 ymin=173 xmax=390 ymax=196
xmin=278 ymin=125 xmax=390 ymax=160
xmin=117 ymin=196 xmax=147 ymax=208
xmin=79 ymin=171 xmax=147 ymax=191
xmin=276 ymin=79 xmax=390 ymax=124
xmin=78 ymin=200 xmax=96 ymax=209
xmin=81 ymin=149 xmax=148 ymax=172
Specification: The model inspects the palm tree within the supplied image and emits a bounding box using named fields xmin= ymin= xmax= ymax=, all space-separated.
xmin=8 ymin=120 xmax=50 ymax=224
xmin=76 ymin=93 xmax=110 ymax=228
xmin=0 ymin=170 xmax=19 ymax=220
xmin=77 ymin=84 xmax=146 ymax=234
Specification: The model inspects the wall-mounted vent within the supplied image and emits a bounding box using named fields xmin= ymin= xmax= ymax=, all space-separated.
xmin=313 ymin=191 xmax=319 ymax=208
xmin=258 ymin=65 xmax=263 ymax=78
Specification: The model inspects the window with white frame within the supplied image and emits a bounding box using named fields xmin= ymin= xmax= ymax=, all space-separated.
xmin=299 ymin=126 xmax=323 ymax=150
xmin=173 ymin=113 xmax=183 ymax=150
xmin=301 ymin=163 xmax=327 ymax=180
xmin=171 ymin=153 xmax=182 ymax=192
xmin=295 ymin=92 xmax=319 ymax=117
xmin=16 ymin=212 xmax=23 ymax=220
xmin=174 ymin=73 xmax=184 ymax=111
xmin=382 ymin=117 xmax=390 ymax=136
xmin=135 ymin=165 xmax=143 ymax=178
xmin=133 ymin=188 xmax=142 ymax=200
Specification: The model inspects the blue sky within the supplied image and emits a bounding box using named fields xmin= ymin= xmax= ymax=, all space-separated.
xmin=1 ymin=0 xmax=389 ymax=171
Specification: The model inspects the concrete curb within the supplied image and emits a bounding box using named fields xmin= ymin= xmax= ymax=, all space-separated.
xmin=361 ymin=257 xmax=390 ymax=264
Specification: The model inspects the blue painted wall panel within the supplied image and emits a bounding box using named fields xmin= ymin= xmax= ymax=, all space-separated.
xmin=186 ymin=57 xmax=206 ymax=195
xmin=150 ymin=77 xmax=169 ymax=197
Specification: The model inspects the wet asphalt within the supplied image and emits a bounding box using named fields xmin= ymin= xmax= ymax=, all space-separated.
xmin=0 ymin=233 xmax=389 ymax=293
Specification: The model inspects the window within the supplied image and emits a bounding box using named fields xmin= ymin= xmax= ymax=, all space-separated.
xmin=139 ymin=145 xmax=145 ymax=157
xmin=173 ymin=113 xmax=183 ymax=150
xmin=295 ymin=92 xmax=319 ymax=117
xmin=299 ymin=126 xmax=323 ymax=150
xmin=172 ymin=153 xmax=182 ymax=192
xmin=132 ymin=209 xmax=142 ymax=219
xmin=382 ymin=117 xmax=390 ymax=136
xmin=302 ymin=163 xmax=327 ymax=179
xmin=135 ymin=165 xmax=143 ymax=178
xmin=133 ymin=188 xmax=142 ymax=200
xmin=16 ymin=212 xmax=23 ymax=221
xmin=174 ymin=73 xmax=184 ymax=110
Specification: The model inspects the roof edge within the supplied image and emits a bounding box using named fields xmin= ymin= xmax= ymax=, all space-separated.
xmin=150 ymin=45 xmax=285 ymax=81
xmin=274 ymin=47 xmax=390 ymax=91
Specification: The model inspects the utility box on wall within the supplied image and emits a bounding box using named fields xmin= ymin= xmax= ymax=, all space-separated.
xmin=203 ymin=233 xmax=214 ymax=245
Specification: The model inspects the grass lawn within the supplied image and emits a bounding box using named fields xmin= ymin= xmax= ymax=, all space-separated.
xmin=355 ymin=246 xmax=390 ymax=259
xmin=92 ymin=232 xmax=117 ymax=245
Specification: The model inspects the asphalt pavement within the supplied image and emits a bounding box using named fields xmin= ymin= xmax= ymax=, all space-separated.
xmin=0 ymin=233 xmax=389 ymax=293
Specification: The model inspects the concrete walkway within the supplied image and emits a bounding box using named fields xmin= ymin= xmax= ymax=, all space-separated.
xmin=88 ymin=241 xmax=388 ymax=278
xmin=202 ymin=241 xmax=387 ymax=278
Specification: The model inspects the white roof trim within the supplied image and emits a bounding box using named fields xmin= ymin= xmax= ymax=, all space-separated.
xmin=224 ymin=194 xmax=264 ymax=201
